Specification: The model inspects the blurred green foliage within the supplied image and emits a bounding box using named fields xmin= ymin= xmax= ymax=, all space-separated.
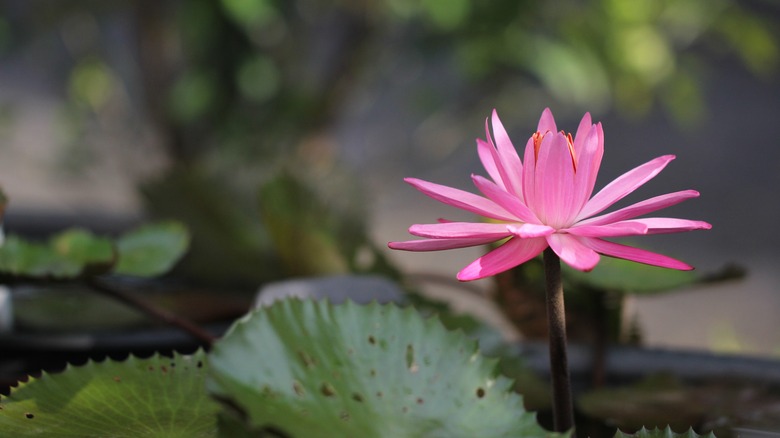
xmin=1 ymin=0 xmax=776 ymax=285
xmin=0 ymin=221 xmax=190 ymax=280
xmin=5 ymin=0 xmax=776 ymax=158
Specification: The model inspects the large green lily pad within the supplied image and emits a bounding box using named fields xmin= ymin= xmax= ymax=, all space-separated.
xmin=207 ymin=299 xmax=562 ymax=437
xmin=0 ymin=350 xmax=218 ymax=437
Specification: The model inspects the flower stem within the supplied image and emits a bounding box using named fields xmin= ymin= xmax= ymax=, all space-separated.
xmin=542 ymin=247 xmax=575 ymax=434
xmin=87 ymin=277 xmax=217 ymax=347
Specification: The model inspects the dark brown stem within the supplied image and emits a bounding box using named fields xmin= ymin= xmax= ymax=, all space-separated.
xmin=542 ymin=248 xmax=575 ymax=435
xmin=592 ymin=290 xmax=608 ymax=388
xmin=87 ymin=277 xmax=217 ymax=347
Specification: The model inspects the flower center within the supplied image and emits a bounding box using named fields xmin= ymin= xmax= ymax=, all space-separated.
xmin=532 ymin=130 xmax=577 ymax=171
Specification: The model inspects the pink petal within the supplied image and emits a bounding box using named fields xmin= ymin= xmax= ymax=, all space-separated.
xmin=405 ymin=178 xmax=517 ymax=222
xmin=507 ymin=223 xmax=555 ymax=238
xmin=533 ymin=133 xmax=578 ymax=228
xmin=457 ymin=237 xmax=547 ymax=281
xmin=564 ymin=221 xmax=648 ymax=238
xmin=571 ymin=123 xmax=604 ymax=214
xmin=572 ymin=112 xmax=592 ymax=152
xmin=389 ymin=235 xmax=503 ymax=252
xmin=471 ymin=174 xmax=539 ymax=224
xmin=521 ymin=135 xmax=537 ymax=210
xmin=476 ymin=138 xmax=505 ymax=190
xmin=482 ymin=118 xmax=524 ymax=202
xmin=621 ymin=218 xmax=712 ymax=235
xmin=546 ymin=234 xmax=600 ymax=271
xmin=491 ymin=110 xmax=524 ymax=198
xmin=581 ymin=237 xmax=693 ymax=270
xmin=537 ymin=107 xmax=557 ymax=134
xmin=577 ymin=190 xmax=700 ymax=227
xmin=576 ymin=155 xmax=676 ymax=221
xmin=409 ymin=222 xmax=512 ymax=239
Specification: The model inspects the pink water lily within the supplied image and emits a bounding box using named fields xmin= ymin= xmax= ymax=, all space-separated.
xmin=389 ymin=108 xmax=711 ymax=281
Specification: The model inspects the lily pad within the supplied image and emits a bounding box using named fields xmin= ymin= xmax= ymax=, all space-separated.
xmin=114 ymin=221 xmax=190 ymax=277
xmin=0 ymin=350 xmax=218 ymax=437
xmin=208 ymin=299 xmax=562 ymax=437
xmin=578 ymin=374 xmax=708 ymax=432
xmin=614 ymin=426 xmax=715 ymax=438
xmin=563 ymin=256 xmax=698 ymax=294
xmin=0 ymin=230 xmax=114 ymax=279
xmin=52 ymin=229 xmax=116 ymax=273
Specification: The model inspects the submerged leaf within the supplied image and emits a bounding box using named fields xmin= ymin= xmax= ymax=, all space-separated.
xmin=12 ymin=286 xmax=146 ymax=331
xmin=114 ymin=220 xmax=190 ymax=277
xmin=208 ymin=299 xmax=561 ymax=437
xmin=0 ymin=350 xmax=218 ymax=437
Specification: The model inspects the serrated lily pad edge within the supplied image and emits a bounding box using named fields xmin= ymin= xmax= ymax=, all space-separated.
xmin=206 ymin=299 xmax=569 ymax=437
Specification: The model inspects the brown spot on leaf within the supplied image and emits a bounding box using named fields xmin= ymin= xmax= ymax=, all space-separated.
xmin=293 ymin=381 xmax=305 ymax=396
xmin=298 ymin=350 xmax=316 ymax=368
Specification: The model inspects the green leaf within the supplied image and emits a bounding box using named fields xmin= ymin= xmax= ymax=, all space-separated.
xmin=563 ymin=256 xmax=698 ymax=293
xmin=0 ymin=230 xmax=114 ymax=279
xmin=114 ymin=221 xmax=190 ymax=277
xmin=0 ymin=350 xmax=218 ymax=437
xmin=0 ymin=221 xmax=190 ymax=280
xmin=51 ymin=229 xmax=115 ymax=271
xmin=208 ymin=300 xmax=561 ymax=437
xmin=614 ymin=426 xmax=716 ymax=438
